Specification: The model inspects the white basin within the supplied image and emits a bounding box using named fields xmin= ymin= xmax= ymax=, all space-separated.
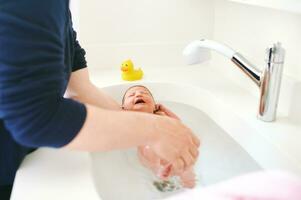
xmin=90 ymin=82 xmax=261 ymax=200
xmin=11 ymin=75 xmax=301 ymax=200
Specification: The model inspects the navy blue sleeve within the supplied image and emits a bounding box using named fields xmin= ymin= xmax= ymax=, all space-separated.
xmin=72 ymin=30 xmax=88 ymax=72
xmin=0 ymin=1 xmax=87 ymax=148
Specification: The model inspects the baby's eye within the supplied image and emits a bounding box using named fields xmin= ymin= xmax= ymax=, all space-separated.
xmin=128 ymin=93 xmax=134 ymax=97
xmin=139 ymin=91 xmax=147 ymax=94
xmin=143 ymin=92 xmax=150 ymax=96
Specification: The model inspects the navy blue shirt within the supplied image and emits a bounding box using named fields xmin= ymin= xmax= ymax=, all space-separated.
xmin=0 ymin=0 xmax=87 ymax=185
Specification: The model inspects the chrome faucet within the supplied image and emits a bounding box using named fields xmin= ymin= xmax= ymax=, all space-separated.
xmin=183 ymin=39 xmax=285 ymax=122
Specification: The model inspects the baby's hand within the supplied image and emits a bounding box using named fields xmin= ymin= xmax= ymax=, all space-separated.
xmin=157 ymin=163 xmax=173 ymax=180
xmin=158 ymin=163 xmax=196 ymax=189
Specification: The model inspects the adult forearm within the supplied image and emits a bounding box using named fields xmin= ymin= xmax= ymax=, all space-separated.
xmin=68 ymin=83 xmax=121 ymax=111
xmin=67 ymin=68 xmax=121 ymax=111
xmin=64 ymin=103 xmax=200 ymax=174
xmin=63 ymin=104 xmax=157 ymax=151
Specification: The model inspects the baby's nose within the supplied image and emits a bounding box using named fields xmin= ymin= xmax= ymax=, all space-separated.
xmin=135 ymin=92 xmax=143 ymax=96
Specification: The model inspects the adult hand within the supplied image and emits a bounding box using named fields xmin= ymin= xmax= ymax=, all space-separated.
xmin=155 ymin=104 xmax=181 ymax=120
xmin=154 ymin=103 xmax=196 ymax=176
xmin=149 ymin=116 xmax=200 ymax=175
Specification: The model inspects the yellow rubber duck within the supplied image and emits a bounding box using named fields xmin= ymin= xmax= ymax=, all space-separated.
xmin=120 ymin=59 xmax=144 ymax=81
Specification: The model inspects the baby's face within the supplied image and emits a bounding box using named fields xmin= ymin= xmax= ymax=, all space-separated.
xmin=123 ymin=86 xmax=156 ymax=113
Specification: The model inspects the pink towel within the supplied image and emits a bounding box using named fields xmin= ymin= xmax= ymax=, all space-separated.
xmin=165 ymin=170 xmax=301 ymax=200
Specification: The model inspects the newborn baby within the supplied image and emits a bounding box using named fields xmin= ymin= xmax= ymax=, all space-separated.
xmin=122 ymin=85 xmax=196 ymax=189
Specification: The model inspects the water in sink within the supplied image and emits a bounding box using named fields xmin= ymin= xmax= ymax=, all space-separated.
xmin=91 ymin=102 xmax=261 ymax=200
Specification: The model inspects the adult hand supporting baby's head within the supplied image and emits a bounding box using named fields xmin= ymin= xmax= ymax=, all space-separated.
xmin=155 ymin=104 xmax=181 ymax=120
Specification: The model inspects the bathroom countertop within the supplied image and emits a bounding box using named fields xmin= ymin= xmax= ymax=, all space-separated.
xmin=11 ymin=64 xmax=301 ymax=200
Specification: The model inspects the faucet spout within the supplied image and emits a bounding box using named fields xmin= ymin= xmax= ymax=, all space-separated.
xmin=231 ymin=53 xmax=261 ymax=86
xmin=183 ymin=39 xmax=285 ymax=122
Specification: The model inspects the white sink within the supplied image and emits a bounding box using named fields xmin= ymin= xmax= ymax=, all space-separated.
xmin=11 ymin=73 xmax=301 ymax=200
xmin=91 ymin=82 xmax=262 ymax=199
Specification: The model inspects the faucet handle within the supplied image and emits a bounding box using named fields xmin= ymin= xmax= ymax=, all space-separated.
xmin=259 ymin=42 xmax=285 ymax=122
xmin=265 ymin=42 xmax=285 ymax=65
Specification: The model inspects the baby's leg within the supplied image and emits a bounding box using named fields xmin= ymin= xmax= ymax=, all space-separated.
xmin=179 ymin=167 xmax=196 ymax=188
xmin=138 ymin=146 xmax=173 ymax=179
xmin=137 ymin=146 xmax=162 ymax=175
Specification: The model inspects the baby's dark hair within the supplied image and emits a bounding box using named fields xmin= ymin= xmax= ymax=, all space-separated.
xmin=121 ymin=85 xmax=155 ymax=105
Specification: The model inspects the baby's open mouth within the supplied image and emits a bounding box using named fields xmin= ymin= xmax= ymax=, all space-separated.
xmin=134 ymin=99 xmax=145 ymax=104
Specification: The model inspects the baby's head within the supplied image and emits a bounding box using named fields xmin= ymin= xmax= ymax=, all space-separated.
xmin=122 ymin=85 xmax=156 ymax=113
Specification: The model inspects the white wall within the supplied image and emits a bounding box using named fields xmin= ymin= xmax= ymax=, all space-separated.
xmin=211 ymin=0 xmax=301 ymax=115
xmin=229 ymin=0 xmax=301 ymax=14
xmin=70 ymin=0 xmax=80 ymax=32
xmin=78 ymin=0 xmax=214 ymax=70
xmin=212 ymin=0 xmax=301 ymax=82
xmin=74 ymin=0 xmax=300 ymax=117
